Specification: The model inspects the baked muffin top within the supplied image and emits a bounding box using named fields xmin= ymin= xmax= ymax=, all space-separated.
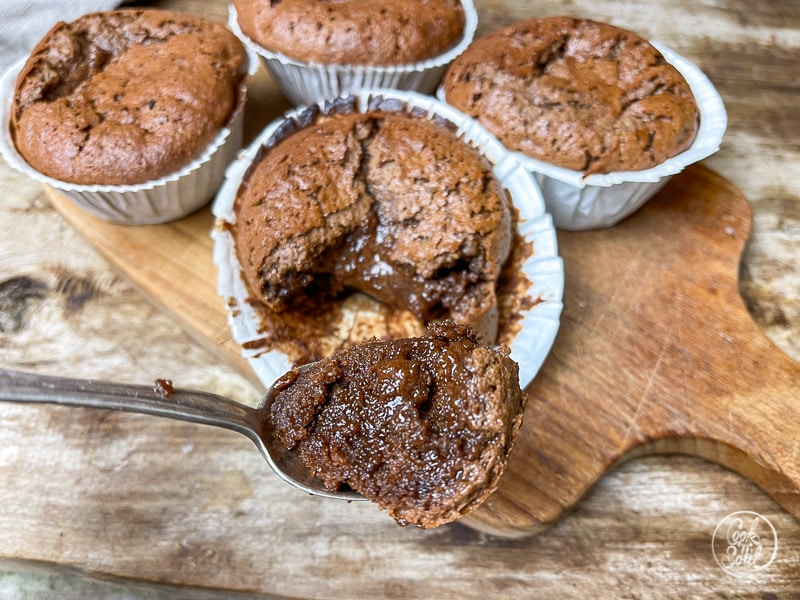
xmin=232 ymin=0 xmax=465 ymax=65
xmin=443 ymin=16 xmax=700 ymax=174
xmin=232 ymin=98 xmax=512 ymax=344
xmin=268 ymin=320 xmax=525 ymax=528
xmin=11 ymin=9 xmax=248 ymax=185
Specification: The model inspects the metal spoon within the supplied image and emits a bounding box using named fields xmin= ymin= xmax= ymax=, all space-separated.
xmin=0 ymin=367 xmax=362 ymax=501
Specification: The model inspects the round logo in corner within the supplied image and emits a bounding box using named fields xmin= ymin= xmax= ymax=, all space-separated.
xmin=712 ymin=511 xmax=778 ymax=577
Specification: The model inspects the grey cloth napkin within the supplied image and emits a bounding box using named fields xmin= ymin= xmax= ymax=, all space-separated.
xmin=0 ymin=1 xmax=121 ymax=73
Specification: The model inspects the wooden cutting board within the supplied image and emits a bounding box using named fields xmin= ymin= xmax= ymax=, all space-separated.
xmin=45 ymin=163 xmax=800 ymax=537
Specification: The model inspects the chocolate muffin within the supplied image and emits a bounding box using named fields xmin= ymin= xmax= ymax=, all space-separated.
xmin=232 ymin=100 xmax=513 ymax=344
xmin=232 ymin=0 xmax=466 ymax=66
xmin=11 ymin=9 xmax=249 ymax=185
xmin=268 ymin=321 xmax=525 ymax=528
xmin=443 ymin=16 xmax=700 ymax=175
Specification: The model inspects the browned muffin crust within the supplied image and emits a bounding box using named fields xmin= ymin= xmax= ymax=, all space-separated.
xmin=233 ymin=0 xmax=465 ymax=65
xmin=233 ymin=99 xmax=512 ymax=345
xmin=11 ymin=9 xmax=248 ymax=185
xmin=267 ymin=321 xmax=525 ymax=528
xmin=443 ymin=16 xmax=700 ymax=174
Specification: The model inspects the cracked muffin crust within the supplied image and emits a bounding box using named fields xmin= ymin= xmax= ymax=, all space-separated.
xmin=11 ymin=9 xmax=248 ymax=185
xmin=267 ymin=321 xmax=525 ymax=528
xmin=443 ymin=16 xmax=700 ymax=175
xmin=232 ymin=0 xmax=466 ymax=66
xmin=233 ymin=99 xmax=513 ymax=344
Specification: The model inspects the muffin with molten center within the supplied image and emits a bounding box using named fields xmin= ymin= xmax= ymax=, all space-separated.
xmin=232 ymin=100 xmax=513 ymax=345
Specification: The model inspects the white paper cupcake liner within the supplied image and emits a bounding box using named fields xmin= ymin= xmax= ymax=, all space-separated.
xmin=229 ymin=1 xmax=478 ymax=106
xmin=211 ymin=88 xmax=564 ymax=391
xmin=0 ymin=46 xmax=259 ymax=225
xmin=439 ymin=42 xmax=728 ymax=231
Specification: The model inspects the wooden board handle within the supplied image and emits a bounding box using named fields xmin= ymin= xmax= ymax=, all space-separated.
xmin=465 ymin=166 xmax=800 ymax=536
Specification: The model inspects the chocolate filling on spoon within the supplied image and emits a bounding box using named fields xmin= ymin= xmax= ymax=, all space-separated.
xmin=267 ymin=321 xmax=525 ymax=528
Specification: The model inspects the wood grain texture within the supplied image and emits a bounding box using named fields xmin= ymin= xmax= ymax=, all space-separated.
xmin=37 ymin=197 xmax=260 ymax=387
xmin=1 ymin=0 xmax=800 ymax=596
xmin=465 ymin=166 xmax=800 ymax=535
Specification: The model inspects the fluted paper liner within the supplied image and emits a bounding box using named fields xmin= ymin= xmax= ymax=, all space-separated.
xmin=212 ymin=89 xmax=564 ymax=390
xmin=229 ymin=1 xmax=478 ymax=106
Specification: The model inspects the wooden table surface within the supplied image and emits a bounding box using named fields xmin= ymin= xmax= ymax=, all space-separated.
xmin=1 ymin=0 xmax=799 ymax=597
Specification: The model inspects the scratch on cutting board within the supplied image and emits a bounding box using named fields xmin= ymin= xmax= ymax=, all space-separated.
xmin=622 ymin=339 xmax=668 ymax=446
xmin=727 ymin=408 xmax=734 ymax=441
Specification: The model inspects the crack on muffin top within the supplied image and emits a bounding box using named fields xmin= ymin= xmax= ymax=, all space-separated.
xmin=14 ymin=12 xmax=210 ymax=116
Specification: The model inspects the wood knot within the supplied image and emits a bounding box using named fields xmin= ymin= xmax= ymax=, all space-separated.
xmin=0 ymin=275 xmax=49 ymax=333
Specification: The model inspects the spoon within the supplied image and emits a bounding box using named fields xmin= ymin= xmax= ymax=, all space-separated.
xmin=0 ymin=367 xmax=362 ymax=501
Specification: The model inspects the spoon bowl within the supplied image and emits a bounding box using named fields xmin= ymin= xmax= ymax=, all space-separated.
xmin=0 ymin=367 xmax=362 ymax=501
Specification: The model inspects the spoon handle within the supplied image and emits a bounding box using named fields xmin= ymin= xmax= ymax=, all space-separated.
xmin=0 ymin=368 xmax=260 ymax=439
